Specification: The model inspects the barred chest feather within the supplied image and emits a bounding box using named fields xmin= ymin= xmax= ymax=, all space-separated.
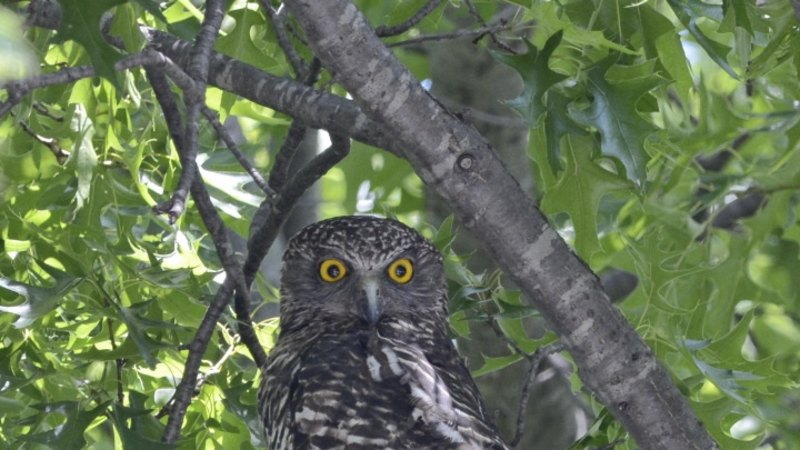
xmin=258 ymin=319 xmax=509 ymax=450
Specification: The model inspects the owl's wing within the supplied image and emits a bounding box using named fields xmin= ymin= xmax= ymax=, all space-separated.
xmin=374 ymin=334 xmax=511 ymax=450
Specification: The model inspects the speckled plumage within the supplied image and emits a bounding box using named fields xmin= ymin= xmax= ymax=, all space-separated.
xmin=259 ymin=216 xmax=509 ymax=450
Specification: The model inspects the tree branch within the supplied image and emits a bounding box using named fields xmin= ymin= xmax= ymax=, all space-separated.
xmin=18 ymin=1 xmax=399 ymax=157
xmin=245 ymin=134 xmax=351 ymax=283
xmin=710 ymin=191 xmax=767 ymax=230
xmin=152 ymin=0 xmax=226 ymax=222
xmin=0 ymin=50 xmax=177 ymax=118
xmin=282 ymin=1 xmax=718 ymax=448
xmin=144 ymin=28 xmax=402 ymax=156
xmin=463 ymin=0 xmax=517 ymax=54
xmin=145 ymin=63 xmax=267 ymax=443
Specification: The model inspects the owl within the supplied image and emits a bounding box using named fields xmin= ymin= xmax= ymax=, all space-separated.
xmin=258 ymin=215 xmax=510 ymax=450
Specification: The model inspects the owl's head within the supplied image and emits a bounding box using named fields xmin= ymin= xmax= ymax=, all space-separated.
xmin=278 ymin=216 xmax=447 ymax=335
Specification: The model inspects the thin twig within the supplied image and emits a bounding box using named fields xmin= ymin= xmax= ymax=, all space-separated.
xmin=487 ymin=313 xmax=566 ymax=448
xmin=0 ymin=48 xmax=195 ymax=118
xmin=15 ymin=116 xmax=70 ymax=164
xmin=303 ymin=57 xmax=323 ymax=85
xmin=695 ymin=132 xmax=751 ymax=172
xmin=106 ymin=318 xmax=125 ymax=405
xmin=189 ymin=175 xmax=266 ymax=366
xmin=463 ymin=0 xmax=517 ymax=53
xmin=510 ymin=342 xmax=564 ymax=448
xmin=487 ymin=316 xmax=530 ymax=358
xmin=375 ymin=0 xmax=443 ymax=37
xmin=0 ymin=51 xmax=165 ymax=118
xmin=386 ymin=21 xmax=530 ymax=48
xmin=32 ymin=102 xmax=63 ymax=121
xmin=201 ymin=106 xmax=273 ymax=195
xmin=260 ymin=0 xmax=307 ymax=77
xmin=195 ymin=327 xmax=241 ymax=390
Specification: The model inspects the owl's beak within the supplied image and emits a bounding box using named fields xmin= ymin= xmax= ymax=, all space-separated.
xmin=359 ymin=277 xmax=382 ymax=325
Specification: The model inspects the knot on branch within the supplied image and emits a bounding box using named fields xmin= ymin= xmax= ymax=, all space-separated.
xmin=456 ymin=153 xmax=476 ymax=172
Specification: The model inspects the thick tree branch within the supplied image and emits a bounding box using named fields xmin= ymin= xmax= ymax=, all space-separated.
xmin=283 ymin=1 xmax=718 ymax=448
xmin=144 ymin=29 xmax=401 ymax=155
xmin=153 ymin=0 xmax=225 ymax=221
xmin=245 ymin=134 xmax=351 ymax=283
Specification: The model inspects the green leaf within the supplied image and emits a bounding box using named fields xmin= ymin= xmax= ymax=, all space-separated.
xmin=639 ymin=6 xmax=694 ymax=106
xmin=69 ymin=104 xmax=98 ymax=211
xmin=530 ymin=3 xmax=639 ymax=56
xmin=0 ymin=263 xmax=81 ymax=328
xmin=751 ymin=304 xmax=800 ymax=357
xmin=698 ymin=234 xmax=754 ymax=338
xmin=472 ymin=354 xmax=523 ymax=378
xmin=117 ymin=300 xmax=183 ymax=367
xmin=22 ymin=401 xmax=109 ymax=450
xmin=216 ymin=8 xmax=277 ymax=71
xmin=570 ymin=58 xmax=661 ymax=188
xmin=685 ymin=311 xmax=794 ymax=410
xmin=541 ymin=91 xmax=585 ymax=174
xmin=540 ymin=135 xmax=633 ymax=260
xmin=692 ymin=398 xmax=761 ymax=450
xmin=668 ymin=0 xmax=738 ymax=79
xmin=54 ymin=0 xmax=128 ymax=86
xmin=111 ymin=393 xmax=173 ymax=449
xmin=494 ymin=32 xmax=566 ymax=124
xmin=748 ymin=236 xmax=800 ymax=304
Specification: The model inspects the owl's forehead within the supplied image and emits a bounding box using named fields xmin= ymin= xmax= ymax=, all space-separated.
xmin=285 ymin=216 xmax=436 ymax=263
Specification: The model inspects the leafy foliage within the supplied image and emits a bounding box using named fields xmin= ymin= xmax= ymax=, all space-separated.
xmin=495 ymin=1 xmax=800 ymax=447
xmin=1 ymin=0 xmax=799 ymax=449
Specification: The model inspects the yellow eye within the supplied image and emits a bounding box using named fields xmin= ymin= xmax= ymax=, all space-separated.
xmin=387 ymin=258 xmax=414 ymax=284
xmin=319 ymin=259 xmax=347 ymax=282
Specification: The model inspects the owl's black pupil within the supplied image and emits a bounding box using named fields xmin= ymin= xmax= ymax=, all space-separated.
xmin=327 ymin=265 xmax=340 ymax=278
xmin=395 ymin=265 xmax=406 ymax=277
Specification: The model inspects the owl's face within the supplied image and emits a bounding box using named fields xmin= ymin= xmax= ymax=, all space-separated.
xmin=278 ymin=216 xmax=447 ymax=334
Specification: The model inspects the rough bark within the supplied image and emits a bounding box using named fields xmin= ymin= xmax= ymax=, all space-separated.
xmin=282 ymin=1 xmax=718 ymax=449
